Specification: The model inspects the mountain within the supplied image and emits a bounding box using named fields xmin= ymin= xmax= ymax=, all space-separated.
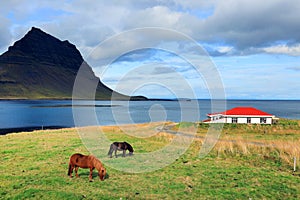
xmin=0 ymin=27 xmax=146 ymax=100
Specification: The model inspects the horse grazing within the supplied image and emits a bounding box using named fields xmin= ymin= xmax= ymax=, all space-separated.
xmin=68 ymin=153 xmax=106 ymax=181
xmin=108 ymin=141 xmax=134 ymax=158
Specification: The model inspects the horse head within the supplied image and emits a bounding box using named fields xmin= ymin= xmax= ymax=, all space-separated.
xmin=99 ymin=167 xmax=106 ymax=181
xmin=124 ymin=142 xmax=134 ymax=155
xmin=128 ymin=146 xmax=134 ymax=156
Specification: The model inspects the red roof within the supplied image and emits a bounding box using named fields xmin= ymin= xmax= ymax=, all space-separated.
xmin=208 ymin=107 xmax=273 ymax=116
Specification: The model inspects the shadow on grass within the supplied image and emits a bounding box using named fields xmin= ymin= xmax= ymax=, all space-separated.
xmin=76 ymin=171 xmax=110 ymax=180
xmin=108 ymin=153 xmax=134 ymax=158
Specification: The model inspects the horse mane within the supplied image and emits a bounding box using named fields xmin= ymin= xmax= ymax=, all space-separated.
xmin=89 ymin=155 xmax=104 ymax=171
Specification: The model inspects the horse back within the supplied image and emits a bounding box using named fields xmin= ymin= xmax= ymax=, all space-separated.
xmin=69 ymin=153 xmax=90 ymax=168
xmin=112 ymin=142 xmax=124 ymax=150
xmin=70 ymin=153 xmax=84 ymax=161
xmin=110 ymin=141 xmax=133 ymax=152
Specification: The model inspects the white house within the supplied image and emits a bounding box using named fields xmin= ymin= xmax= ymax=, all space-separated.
xmin=203 ymin=107 xmax=276 ymax=124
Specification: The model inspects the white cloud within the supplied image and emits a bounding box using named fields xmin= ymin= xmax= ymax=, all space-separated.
xmin=1 ymin=0 xmax=300 ymax=99
xmin=2 ymin=0 xmax=300 ymax=57
xmin=110 ymin=63 xmax=205 ymax=99
xmin=0 ymin=16 xmax=11 ymax=53
xmin=263 ymin=44 xmax=300 ymax=56
xmin=124 ymin=6 xmax=182 ymax=29
xmin=286 ymin=66 xmax=300 ymax=71
xmin=189 ymin=0 xmax=300 ymax=50
xmin=217 ymin=46 xmax=233 ymax=54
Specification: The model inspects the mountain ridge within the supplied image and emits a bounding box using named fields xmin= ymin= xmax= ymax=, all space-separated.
xmin=0 ymin=27 xmax=146 ymax=100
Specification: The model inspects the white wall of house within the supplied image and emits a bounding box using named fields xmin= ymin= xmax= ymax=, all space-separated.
xmin=251 ymin=118 xmax=261 ymax=124
xmin=226 ymin=117 xmax=232 ymax=123
xmin=249 ymin=117 xmax=273 ymax=124
xmin=206 ymin=116 xmax=273 ymax=124
xmin=209 ymin=118 xmax=226 ymax=123
xmin=235 ymin=117 xmax=272 ymax=124
xmin=266 ymin=118 xmax=272 ymax=124
xmin=238 ymin=117 xmax=271 ymax=124
xmin=238 ymin=118 xmax=247 ymax=123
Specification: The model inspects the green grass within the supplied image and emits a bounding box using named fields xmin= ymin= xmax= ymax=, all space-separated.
xmin=1 ymin=122 xmax=300 ymax=199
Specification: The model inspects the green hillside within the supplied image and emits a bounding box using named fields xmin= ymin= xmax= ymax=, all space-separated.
xmin=1 ymin=121 xmax=299 ymax=199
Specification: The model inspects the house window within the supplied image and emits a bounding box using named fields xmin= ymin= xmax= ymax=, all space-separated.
xmin=247 ymin=117 xmax=251 ymax=123
xmin=232 ymin=117 xmax=238 ymax=123
xmin=260 ymin=118 xmax=267 ymax=124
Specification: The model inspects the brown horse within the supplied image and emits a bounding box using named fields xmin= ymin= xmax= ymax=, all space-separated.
xmin=68 ymin=153 xmax=106 ymax=181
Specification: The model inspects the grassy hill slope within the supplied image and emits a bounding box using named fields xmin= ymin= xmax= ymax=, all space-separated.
xmin=1 ymin=121 xmax=300 ymax=199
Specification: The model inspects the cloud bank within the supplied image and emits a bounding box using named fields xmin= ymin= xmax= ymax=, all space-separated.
xmin=1 ymin=0 xmax=300 ymax=57
xmin=1 ymin=0 xmax=300 ymax=99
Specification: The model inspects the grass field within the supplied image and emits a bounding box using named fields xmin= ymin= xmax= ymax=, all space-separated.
xmin=1 ymin=120 xmax=300 ymax=199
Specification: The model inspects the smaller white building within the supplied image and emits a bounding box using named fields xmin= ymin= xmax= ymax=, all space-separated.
xmin=203 ymin=107 xmax=276 ymax=124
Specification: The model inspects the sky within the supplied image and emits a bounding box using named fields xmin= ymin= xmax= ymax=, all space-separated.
xmin=1 ymin=0 xmax=300 ymax=99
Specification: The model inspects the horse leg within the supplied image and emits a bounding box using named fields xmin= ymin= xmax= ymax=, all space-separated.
xmin=123 ymin=150 xmax=126 ymax=157
xmin=68 ymin=164 xmax=74 ymax=178
xmin=109 ymin=148 xmax=113 ymax=158
xmin=115 ymin=150 xmax=118 ymax=158
xmin=108 ymin=145 xmax=113 ymax=158
xmin=89 ymin=168 xmax=94 ymax=182
xmin=75 ymin=166 xmax=79 ymax=178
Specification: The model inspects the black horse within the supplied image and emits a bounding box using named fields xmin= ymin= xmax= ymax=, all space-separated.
xmin=108 ymin=142 xmax=134 ymax=158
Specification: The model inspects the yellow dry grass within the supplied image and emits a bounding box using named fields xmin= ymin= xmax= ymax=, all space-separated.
xmin=214 ymin=136 xmax=300 ymax=166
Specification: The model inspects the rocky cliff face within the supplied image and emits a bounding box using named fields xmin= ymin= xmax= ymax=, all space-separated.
xmin=1 ymin=27 xmax=83 ymax=70
xmin=0 ymin=27 xmax=145 ymax=100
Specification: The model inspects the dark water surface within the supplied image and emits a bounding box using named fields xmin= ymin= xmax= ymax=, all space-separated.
xmin=0 ymin=100 xmax=299 ymax=133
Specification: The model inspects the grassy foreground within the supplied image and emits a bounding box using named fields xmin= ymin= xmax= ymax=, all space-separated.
xmin=1 ymin=121 xmax=300 ymax=199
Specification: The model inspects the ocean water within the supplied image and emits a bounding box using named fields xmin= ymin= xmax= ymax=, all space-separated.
xmin=0 ymin=100 xmax=299 ymax=130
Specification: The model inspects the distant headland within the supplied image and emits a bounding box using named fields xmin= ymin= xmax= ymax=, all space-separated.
xmin=0 ymin=27 xmax=147 ymax=100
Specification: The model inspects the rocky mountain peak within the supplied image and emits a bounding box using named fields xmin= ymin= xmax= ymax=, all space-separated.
xmin=0 ymin=27 xmax=146 ymax=100
xmin=3 ymin=27 xmax=83 ymax=70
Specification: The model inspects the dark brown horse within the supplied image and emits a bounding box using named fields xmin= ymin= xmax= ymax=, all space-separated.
xmin=68 ymin=153 xmax=106 ymax=181
xmin=108 ymin=141 xmax=134 ymax=158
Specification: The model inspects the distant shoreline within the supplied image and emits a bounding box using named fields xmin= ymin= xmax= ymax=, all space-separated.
xmin=2 ymin=118 xmax=299 ymax=135
xmin=0 ymin=126 xmax=70 ymax=135
xmin=0 ymin=122 xmax=165 ymax=135
xmin=0 ymin=98 xmax=300 ymax=101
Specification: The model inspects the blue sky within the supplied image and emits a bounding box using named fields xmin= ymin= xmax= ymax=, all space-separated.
xmin=1 ymin=0 xmax=300 ymax=99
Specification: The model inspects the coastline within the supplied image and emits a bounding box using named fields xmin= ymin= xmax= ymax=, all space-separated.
xmin=0 ymin=126 xmax=70 ymax=135
xmin=0 ymin=121 xmax=169 ymax=135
